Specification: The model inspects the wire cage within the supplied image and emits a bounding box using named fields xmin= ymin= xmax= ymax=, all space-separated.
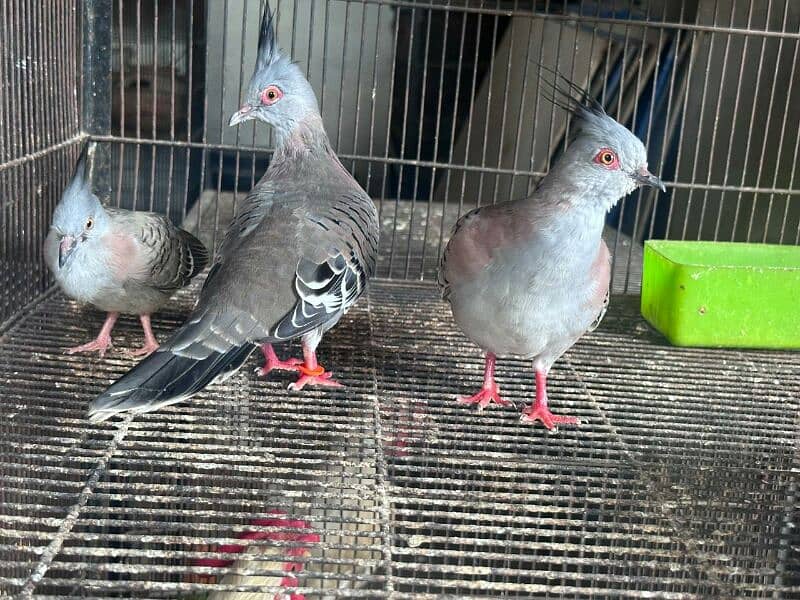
xmin=1 ymin=0 xmax=799 ymax=598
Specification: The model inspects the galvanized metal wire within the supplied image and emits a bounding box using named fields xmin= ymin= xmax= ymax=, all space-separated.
xmin=1 ymin=0 xmax=800 ymax=597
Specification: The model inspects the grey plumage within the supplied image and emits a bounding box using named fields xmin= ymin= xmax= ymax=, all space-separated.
xmin=438 ymin=69 xmax=664 ymax=429
xmin=44 ymin=144 xmax=208 ymax=357
xmin=88 ymin=2 xmax=379 ymax=422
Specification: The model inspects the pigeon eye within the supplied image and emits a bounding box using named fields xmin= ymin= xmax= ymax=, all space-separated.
xmin=260 ymin=85 xmax=283 ymax=105
xmin=594 ymin=148 xmax=619 ymax=169
xmin=85 ymin=218 xmax=94 ymax=230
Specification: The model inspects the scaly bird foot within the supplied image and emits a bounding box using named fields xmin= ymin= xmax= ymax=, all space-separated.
xmin=124 ymin=340 xmax=160 ymax=358
xmin=256 ymin=356 xmax=304 ymax=377
xmin=520 ymin=403 xmax=580 ymax=430
xmin=288 ymin=365 xmax=343 ymax=391
xmin=65 ymin=336 xmax=113 ymax=357
xmin=457 ymin=385 xmax=510 ymax=410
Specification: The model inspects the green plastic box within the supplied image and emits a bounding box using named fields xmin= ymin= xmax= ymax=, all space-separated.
xmin=640 ymin=240 xmax=800 ymax=349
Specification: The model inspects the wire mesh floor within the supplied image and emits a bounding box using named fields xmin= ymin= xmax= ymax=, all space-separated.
xmin=1 ymin=280 xmax=798 ymax=598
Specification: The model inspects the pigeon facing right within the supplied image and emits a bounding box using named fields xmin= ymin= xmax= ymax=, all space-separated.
xmin=438 ymin=72 xmax=664 ymax=429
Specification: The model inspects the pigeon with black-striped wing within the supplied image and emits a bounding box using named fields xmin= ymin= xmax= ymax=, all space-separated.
xmin=88 ymin=3 xmax=378 ymax=422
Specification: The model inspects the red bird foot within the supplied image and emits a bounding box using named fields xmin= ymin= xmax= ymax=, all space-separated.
xmin=457 ymin=384 xmax=511 ymax=410
xmin=520 ymin=403 xmax=580 ymax=430
xmin=65 ymin=335 xmax=113 ymax=357
xmin=124 ymin=340 xmax=159 ymax=358
xmin=256 ymin=344 xmax=303 ymax=377
xmin=288 ymin=364 xmax=342 ymax=391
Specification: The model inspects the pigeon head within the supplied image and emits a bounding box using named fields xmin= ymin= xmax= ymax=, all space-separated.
xmin=543 ymin=68 xmax=665 ymax=210
xmin=50 ymin=146 xmax=109 ymax=269
xmin=229 ymin=2 xmax=321 ymax=142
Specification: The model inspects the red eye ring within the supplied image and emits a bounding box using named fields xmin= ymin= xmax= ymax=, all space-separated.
xmin=593 ymin=148 xmax=619 ymax=169
xmin=260 ymin=85 xmax=283 ymax=106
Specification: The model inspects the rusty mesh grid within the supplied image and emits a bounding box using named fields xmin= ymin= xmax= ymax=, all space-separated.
xmin=1 ymin=281 xmax=798 ymax=598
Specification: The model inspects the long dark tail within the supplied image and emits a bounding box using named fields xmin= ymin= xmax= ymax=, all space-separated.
xmin=88 ymin=343 xmax=254 ymax=422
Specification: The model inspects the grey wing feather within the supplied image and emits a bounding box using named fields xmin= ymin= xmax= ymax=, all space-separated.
xmin=438 ymin=206 xmax=483 ymax=300
xmin=110 ymin=209 xmax=209 ymax=292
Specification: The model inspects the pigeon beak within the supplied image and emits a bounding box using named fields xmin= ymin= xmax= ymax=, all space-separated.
xmin=58 ymin=235 xmax=77 ymax=269
xmin=632 ymin=167 xmax=666 ymax=193
xmin=229 ymin=105 xmax=254 ymax=127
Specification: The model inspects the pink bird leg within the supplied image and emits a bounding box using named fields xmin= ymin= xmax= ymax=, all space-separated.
xmin=66 ymin=312 xmax=118 ymax=357
xmin=125 ymin=314 xmax=160 ymax=357
xmin=288 ymin=340 xmax=342 ymax=391
xmin=256 ymin=343 xmax=303 ymax=377
xmin=458 ymin=353 xmax=511 ymax=409
xmin=521 ymin=369 xmax=580 ymax=430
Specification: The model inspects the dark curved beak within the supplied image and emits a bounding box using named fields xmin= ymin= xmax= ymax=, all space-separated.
xmin=632 ymin=167 xmax=666 ymax=193
xmin=229 ymin=105 xmax=254 ymax=127
xmin=58 ymin=235 xmax=77 ymax=268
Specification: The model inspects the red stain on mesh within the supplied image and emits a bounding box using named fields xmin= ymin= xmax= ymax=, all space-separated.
xmin=192 ymin=509 xmax=319 ymax=599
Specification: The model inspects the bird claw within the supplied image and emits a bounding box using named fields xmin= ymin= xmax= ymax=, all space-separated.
xmin=520 ymin=404 xmax=580 ymax=430
xmin=255 ymin=356 xmax=303 ymax=377
xmin=457 ymin=386 xmax=510 ymax=410
xmin=123 ymin=341 xmax=160 ymax=359
xmin=65 ymin=336 xmax=113 ymax=357
xmin=288 ymin=369 xmax=342 ymax=391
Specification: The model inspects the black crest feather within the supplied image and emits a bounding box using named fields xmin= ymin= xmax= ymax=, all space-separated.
xmin=256 ymin=1 xmax=277 ymax=70
xmin=68 ymin=143 xmax=90 ymax=191
xmin=536 ymin=62 xmax=606 ymax=121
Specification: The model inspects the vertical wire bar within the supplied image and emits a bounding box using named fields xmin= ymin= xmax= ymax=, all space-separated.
xmin=490 ymin=1 xmax=519 ymax=208
xmin=387 ymin=4 xmax=417 ymax=276
xmin=610 ymin=0 xmax=637 ymax=293
xmin=632 ymin=0 xmax=668 ymax=241
xmin=404 ymin=7 xmax=434 ymax=278
xmin=422 ymin=1 xmax=452 ymax=277
xmin=714 ymin=0 xmax=756 ymax=240
xmin=436 ymin=3 xmax=469 ymax=265
xmin=133 ymin=0 xmax=142 ymax=210
xmin=664 ymin=27 xmax=699 ymax=238
xmin=364 ymin=2 xmax=384 ymax=198
xmin=232 ymin=0 xmax=251 ymax=221
xmin=543 ymin=0 xmax=566 ymax=178
xmin=318 ymin=0 xmax=330 ymax=119
xmin=349 ymin=1 xmax=370 ymax=175
xmin=182 ymin=0 xmax=194 ymax=223
xmin=165 ymin=0 xmax=177 ymax=220
xmin=213 ymin=0 xmax=231 ymax=255
xmin=750 ymin=0 xmax=791 ymax=242
xmin=697 ymin=0 xmax=736 ymax=239
xmin=115 ymin=0 xmax=126 ymax=208
xmin=377 ymin=5 xmax=403 ymax=275
xmin=525 ymin=6 xmax=549 ymax=195
xmin=508 ymin=8 xmax=537 ymax=202
xmin=456 ymin=3 xmax=484 ymax=217
xmin=197 ymin=0 xmax=215 ymax=250
xmin=149 ymin=0 xmax=159 ymax=212
xmin=335 ymin=1 xmax=352 ymax=154
xmin=679 ymin=0 xmax=721 ymax=242
xmin=474 ymin=11 xmax=499 ymax=211
xmin=623 ymin=0 xmax=658 ymax=292
xmin=731 ymin=0 xmax=770 ymax=241
xmin=778 ymin=41 xmax=800 ymax=243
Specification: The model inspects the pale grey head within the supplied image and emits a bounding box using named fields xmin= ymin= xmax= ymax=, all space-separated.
xmin=543 ymin=69 xmax=665 ymax=211
xmin=50 ymin=146 xmax=110 ymax=269
xmin=228 ymin=3 xmax=320 ymax=142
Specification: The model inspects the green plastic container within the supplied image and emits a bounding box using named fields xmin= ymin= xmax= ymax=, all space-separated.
xmin=640 ymin=240 xmax=800 ymax=349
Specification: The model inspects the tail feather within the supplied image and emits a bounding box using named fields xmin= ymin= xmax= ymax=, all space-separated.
xmin=88 ymin=343 xmax=254 ymax=422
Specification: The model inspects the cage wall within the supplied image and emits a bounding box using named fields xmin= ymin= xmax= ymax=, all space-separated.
xmin=87 ymin=0 xmax=800 ymax=291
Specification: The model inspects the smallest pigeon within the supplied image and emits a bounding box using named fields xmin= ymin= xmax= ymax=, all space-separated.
xmin=44 ymin=145 xmax=208 ymax=357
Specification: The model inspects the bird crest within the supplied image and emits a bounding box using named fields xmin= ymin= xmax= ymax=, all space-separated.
xmin=256 ymin=2 xmax=278 ymax=71
xmin=537 ymin=63 xmax=607 ymax=123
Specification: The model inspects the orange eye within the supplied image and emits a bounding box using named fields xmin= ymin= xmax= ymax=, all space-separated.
xmin=260 ymin=85 xmax=283 ymax=105
xmin=594 ymin=148 xmax=619 ymax=169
